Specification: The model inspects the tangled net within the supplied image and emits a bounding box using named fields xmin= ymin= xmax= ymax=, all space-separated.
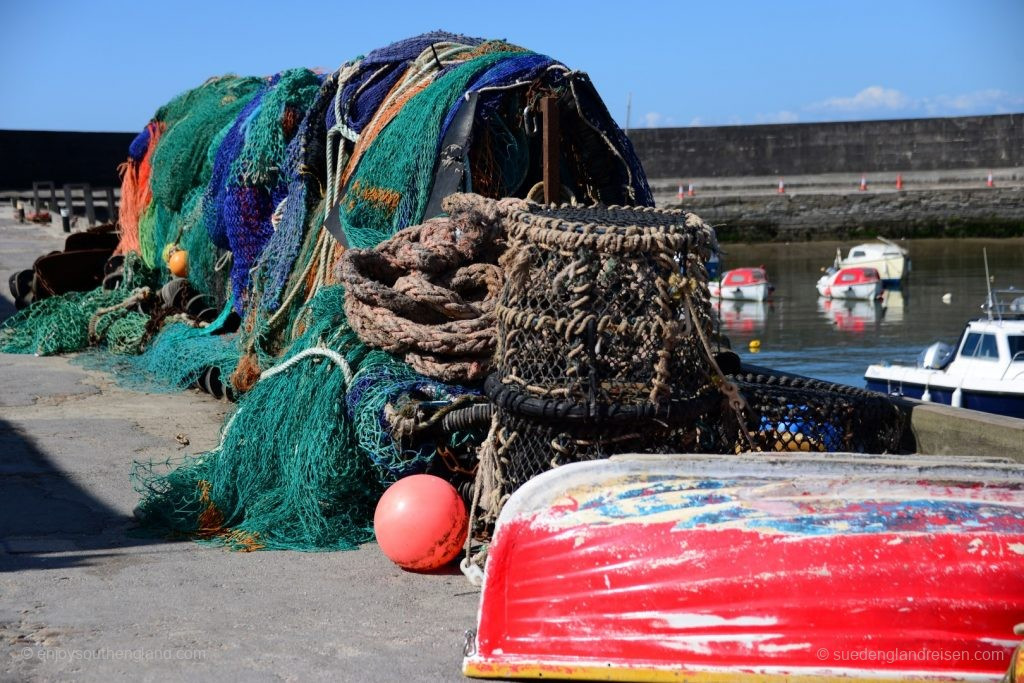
xmin=0 ymin=32 xmax=656 ymax=551
xmin=3 ymin=31 xmax=909 ymax=556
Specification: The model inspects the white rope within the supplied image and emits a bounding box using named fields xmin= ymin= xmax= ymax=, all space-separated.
xmin=209 ymin=346 xmax=350 ymax=456
xmin=212 ymin=406 xmax=242 ymax=453
xmin=258 ymin=346 xmax=354 ymax=386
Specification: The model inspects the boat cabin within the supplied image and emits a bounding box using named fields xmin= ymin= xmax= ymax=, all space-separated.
xmin=721 ymin=266 xmax=768 ymax=287
xmin=846 ymin=242 xmax=903 ymax=260
xmin=950 ymin=298 xmax=1024 ymax=373
xmin=832 ymin=266 xmax=880 ymax=285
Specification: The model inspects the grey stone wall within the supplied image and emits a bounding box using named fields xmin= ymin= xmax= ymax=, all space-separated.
xmin=680 ymin=187 xmax=1024 ymax=241
xmin=0 ymin=130 xmax=135 ymax=191
xmin=628 ymin=114 xmax=1023 ymax=178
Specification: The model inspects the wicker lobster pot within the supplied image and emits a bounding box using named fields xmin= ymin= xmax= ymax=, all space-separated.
xmin=478 ymin=202 xmax=723 ymax=505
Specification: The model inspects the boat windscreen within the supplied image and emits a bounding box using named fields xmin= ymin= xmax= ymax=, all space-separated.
xmin=961 ymin=332 xmax=1000 ymax=359
xmin=1008 ymin=335 xmax=1024 ymax=361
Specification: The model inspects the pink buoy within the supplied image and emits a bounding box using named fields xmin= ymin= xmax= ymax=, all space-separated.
xmin=374 ymin=474 xmax=467 ymax=571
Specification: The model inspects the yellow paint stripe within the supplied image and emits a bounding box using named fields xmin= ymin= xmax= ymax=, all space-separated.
xmin=463 ymin=659 xmax=967 ymax=682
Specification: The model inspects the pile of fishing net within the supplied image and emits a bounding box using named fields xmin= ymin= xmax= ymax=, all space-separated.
xmin=1 ymin=32 xmax=655 ymax=551
xmin=1 ymin=31 xmax=909 ymax=555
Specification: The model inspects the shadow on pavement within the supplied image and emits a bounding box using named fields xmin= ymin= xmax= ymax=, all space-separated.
xmin=0 ymin=289 xmax=16 ymax=324
xmin=0 ymin=417 xmax=176 ymax=573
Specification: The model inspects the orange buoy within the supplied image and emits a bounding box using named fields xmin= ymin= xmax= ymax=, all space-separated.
xmin=374 ymin=474 xmax=467 ymax=571
xmin=168 ymin=249 xmax=189 ymax=278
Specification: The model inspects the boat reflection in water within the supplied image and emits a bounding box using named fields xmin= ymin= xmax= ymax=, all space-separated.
xmin=818 ymin=298 xmax=881 ymax=332
xmin=818 ymin=288 xmax=906 ymax=332
xmin=880 ymin=287 xmax=905 ymax=323
xmin=715 ymin=299 xmax=770 ymax=334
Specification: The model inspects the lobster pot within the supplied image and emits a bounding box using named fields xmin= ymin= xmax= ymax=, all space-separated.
xmin=479 ymin=203 xmax=723 ymax=506
xmin=494 ymin=203 xmax=718 ymax=408
xmin=728 ymin=371 xmax=911 ymax=455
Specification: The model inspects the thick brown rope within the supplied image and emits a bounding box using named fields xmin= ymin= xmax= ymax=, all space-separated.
xmin=337 ymin=194 xmax=521 ymax=382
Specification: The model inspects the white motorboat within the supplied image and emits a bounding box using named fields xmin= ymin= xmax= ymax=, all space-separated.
xmin=816 ymin=265 xmax=883 ymax=301
xmin=865 ymin=288 xmax=1024 ymax=419
xmin=835 ymin=237 xmax=909 ymax=285
xmin=709 ymin=266 xmax=773 ymax=301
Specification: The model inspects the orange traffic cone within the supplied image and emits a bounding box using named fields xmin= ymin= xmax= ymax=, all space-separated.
xmin=986 ymin=171 xmax=994 ymax=188
xmin=777 ymin=178 xmax=785 ymax=194
xmin=687 ymin=182 xmax=695 ymax=197
xmin=860 ymin=175 xmax=868 ymax=191
xmin=896 ymin=174 xmax=903 ymax=190
xmin=678 ymin=184 xmax=684 ymax=199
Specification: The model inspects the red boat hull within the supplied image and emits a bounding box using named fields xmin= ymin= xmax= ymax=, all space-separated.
xmin=465 ymin=455 xmax=1024 ymax=681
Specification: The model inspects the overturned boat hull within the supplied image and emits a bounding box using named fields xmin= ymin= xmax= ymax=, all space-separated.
xmin=464 ymin=454 xmax=1024 ymax=682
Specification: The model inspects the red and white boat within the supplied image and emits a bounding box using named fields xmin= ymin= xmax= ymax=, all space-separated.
xmin=817 ymin=265 xmax=883 ymax=300
xmin=464 ymin=453 xmax=1024 ymax=682
xmin=709 ymin=267 xmax=774 ymax=301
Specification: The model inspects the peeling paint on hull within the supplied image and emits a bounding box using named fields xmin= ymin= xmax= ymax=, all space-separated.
xmin=464 ymin=454 xmax=1024 ymax=682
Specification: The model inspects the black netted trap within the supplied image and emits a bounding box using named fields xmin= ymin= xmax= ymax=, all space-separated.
xmin=725 ymin=370 xmax=910 ymax=455
xmin=468 ymin=202 xmax=914 ymax=539
xmin=472 ymin=202 xmax=728 ymax=526
xmin=492 ymin=202 xmax=719 ymax=411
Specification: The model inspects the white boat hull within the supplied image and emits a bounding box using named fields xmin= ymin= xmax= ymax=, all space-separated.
xmin=864 ymin=314 xmax=1024 ymax=419
xmin=710 ymin=281 xmax=770 ymax=301
xmin=865 ymin=363 xmax=1024 ymax=419
xmin=817 ymin=280 xmax=882 ymax=300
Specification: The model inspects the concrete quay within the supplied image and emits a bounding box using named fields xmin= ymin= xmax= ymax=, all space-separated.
xmin=0 ymin=209 xmax=477 ymax=682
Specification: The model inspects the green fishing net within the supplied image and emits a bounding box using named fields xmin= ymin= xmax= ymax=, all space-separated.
xmin=132 ymin=286 xmax=380 ymax=551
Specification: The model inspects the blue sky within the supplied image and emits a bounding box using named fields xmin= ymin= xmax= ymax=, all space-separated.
xmin=2 ymin=0 xmax=1021 ymax=132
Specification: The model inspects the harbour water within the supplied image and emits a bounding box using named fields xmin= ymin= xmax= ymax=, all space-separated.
xmin=714 ymin=237 xmax=1024 ymax=388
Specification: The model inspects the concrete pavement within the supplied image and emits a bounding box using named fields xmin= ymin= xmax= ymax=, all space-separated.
xmin=0 ymin=210 xmax=479 ymax=682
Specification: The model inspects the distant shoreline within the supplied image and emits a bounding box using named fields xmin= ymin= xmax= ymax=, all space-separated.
xmin=653 ymin=175 xmax=1024 ymax=242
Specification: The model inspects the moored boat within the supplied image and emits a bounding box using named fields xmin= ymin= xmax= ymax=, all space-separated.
xmin=865 ymin=288 xmax=1024 ymax=419
xmin=709 ymin=266 xmax=773 ymax=301
xmin=817 ymin=265 xmax=883 ymax=301
xmin=835 ymin=237 xmax=909 ymax=285
xmin=464 ymin=454 xmax=1024 ymax=682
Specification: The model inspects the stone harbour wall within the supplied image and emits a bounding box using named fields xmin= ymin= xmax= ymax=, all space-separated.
xmin=628 ymin=114 xmax=1023 ymax=178
xmin=674 ymin=187 xmax=1024 ymax=241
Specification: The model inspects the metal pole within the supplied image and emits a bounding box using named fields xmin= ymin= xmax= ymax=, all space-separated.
xmin=105 ymin=187 xmax=117 ymax=223
xmin=541 ymin=95 xmax=560 ymax=204
xmin=983 ymin=247 xmax=994 ymax=320
xmin=625 ymin=92 xmax=632 ymax=135
xmin=83 ymin=184 xmax=95 ymax=226
xmin=64 ymin=184 xmax=73 ymax=224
